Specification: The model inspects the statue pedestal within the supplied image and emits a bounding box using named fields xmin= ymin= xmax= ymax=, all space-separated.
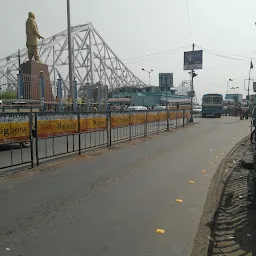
xmin=20 ymin=61 xmax=54 ymax=102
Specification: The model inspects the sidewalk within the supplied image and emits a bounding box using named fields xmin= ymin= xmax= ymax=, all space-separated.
xmin=209 ymin=145 xmax=256 ymax=255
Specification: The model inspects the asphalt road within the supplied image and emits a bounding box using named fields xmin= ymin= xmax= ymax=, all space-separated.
xmin=0 ymin=118 xmax=183 ymax=170
xmin=0 ymin=116 xmax=250 ymax=255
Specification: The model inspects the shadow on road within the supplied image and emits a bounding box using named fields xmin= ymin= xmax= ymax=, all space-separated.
xmin=208 ymin=150 xmax=256 ymax=255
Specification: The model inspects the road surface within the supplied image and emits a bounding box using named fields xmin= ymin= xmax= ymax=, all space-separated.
xmin=0 ymin=116 xmax=250 ymax=255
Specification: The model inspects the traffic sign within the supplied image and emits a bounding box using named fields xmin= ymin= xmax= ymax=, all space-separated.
xmin=159 ymin=73 xmax=173 ymax=87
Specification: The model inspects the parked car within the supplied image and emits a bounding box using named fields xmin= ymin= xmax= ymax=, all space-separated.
xmin=193 ymin=106 xmax=202 ymax=114
xmin=154 ymin=106 xmax=167 ymax=110
xmin=126 ymin=106 xmax=147 ymax=111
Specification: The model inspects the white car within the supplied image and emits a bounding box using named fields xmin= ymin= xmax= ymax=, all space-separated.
xmin=126 ymin=106 xmax=147 ymax=111
xmin=154 ymin=106 xmax=167 ymax=110
xmin=193 ymin=106 xmax=202 ymax=114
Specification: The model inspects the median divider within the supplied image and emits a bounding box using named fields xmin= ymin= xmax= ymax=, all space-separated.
xmin=0 ymin=109 xmax=190 ymax=171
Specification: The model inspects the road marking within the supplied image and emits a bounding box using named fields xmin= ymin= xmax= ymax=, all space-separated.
xmin=215 ymin=156 xmax=219 ymax=159
xmin=209 ymin=149 xmax=213 ymax=152
xmin=156 ymin=229 xmax=165 ymax=234
xmin=189 ymin=180 xmax=195 ymax=184
xmin=176 ymin=199 xmax=183 ymax=203
xmin=201 ymin=169 xmax=206 ymax=173
xmin=209 ymin=162 xmax=214 ymax=165
xmin=220 ymin=151 xmax=225 ymax=154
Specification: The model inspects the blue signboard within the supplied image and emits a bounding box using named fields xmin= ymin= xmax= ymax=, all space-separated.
xmin=184 ymin=50 xmax=203 ymax=70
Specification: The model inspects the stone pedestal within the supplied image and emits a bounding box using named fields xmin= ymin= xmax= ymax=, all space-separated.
xmin=20 ymin=61 xmax=54 ymax=102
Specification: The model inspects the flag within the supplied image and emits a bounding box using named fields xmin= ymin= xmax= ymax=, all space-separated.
xmin=250 ymin=61 xmax=254 ymax=69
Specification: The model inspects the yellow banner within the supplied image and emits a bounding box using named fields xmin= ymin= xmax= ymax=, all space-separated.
xmin=111 ymin=114 xmax=130 ymax=128
xmin=147 ymin=112 xmax=158 ymax=123
xmin=158 ymin=112 xmax=167 ymax=122
xmin=0 ymin=114 xmax=30 ymax=144
xmin=130 ymin=113 xmax=146 ymax=125
xmin=80 ymin=114 xmax=107 ymax=132
xmin=37 ymin=113 xmax=78 ymax=138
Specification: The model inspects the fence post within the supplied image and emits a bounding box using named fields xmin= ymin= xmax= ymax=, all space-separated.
xmin=78 ymin=112 xmax=81 ymax=155
xmin=157 ymin=111 xmax=160 ymax=133
xmin=176 ymin=110 xmax=178 ymax=128
xmin=35 ymin=113 xmax=39 ymax=166
xmin=129 ymin=113 xmax=132 ymax=141
xmin=167 ymin=109 xmax=170 ymax=131
xmin=39 ymin=71 xmax=45 ymax=111
xmin=183 ymin=109 xmax=185 ymax=127
xmin=108 ymin=111 xmax=112 ymax=147
xmin=29 ymin=113 xmax=34 ymax=168
xmin=144 ymin=111 xmax=147 ymax=137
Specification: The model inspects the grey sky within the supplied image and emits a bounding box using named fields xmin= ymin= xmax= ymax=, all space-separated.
xmin=1 ymin=0 xmax=256 ymax=101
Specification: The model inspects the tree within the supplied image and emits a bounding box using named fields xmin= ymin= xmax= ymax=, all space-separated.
xmin=0 ymin=89 xmax=17 ymax=99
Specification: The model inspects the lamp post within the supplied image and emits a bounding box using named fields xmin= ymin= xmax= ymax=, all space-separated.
xmin=226 ymin=78 xmax=233 ymax=93
xmin=142 ymin=68 xmax=153 ymax=86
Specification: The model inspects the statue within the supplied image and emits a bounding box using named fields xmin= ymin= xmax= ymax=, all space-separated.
xmin=26 ymin=12 xmax=44 ymax=62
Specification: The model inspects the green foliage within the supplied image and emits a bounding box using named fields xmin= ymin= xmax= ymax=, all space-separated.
xmin=0 ymin=90 xmax=17 ymax=99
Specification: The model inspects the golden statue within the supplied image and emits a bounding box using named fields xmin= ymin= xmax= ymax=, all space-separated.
xmin=26 ymin=12 xmax=44 ymax=62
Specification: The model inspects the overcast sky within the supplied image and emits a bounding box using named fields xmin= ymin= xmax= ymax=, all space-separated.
xmin=1 ymin=0 xmax=256 ymax=101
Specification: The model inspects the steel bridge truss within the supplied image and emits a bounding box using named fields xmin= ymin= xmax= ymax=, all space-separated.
xmin=0 ymin=23 xmax=146 ymax=97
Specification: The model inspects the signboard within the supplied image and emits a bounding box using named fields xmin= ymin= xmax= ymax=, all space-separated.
xmin=159 ymin=73 xmax=173 ymax=87
xmin=37 ymin=113 xmax=78 ymax=138
xmin=184 ymin=50 xmax=203 ymax=70
xmin=111 ymin=113 xmax=130 ymax=128
xmin=0 ymin=113 xmax=30 ymax=144
xmin=253 ymin=82 xmax=256 ymax=92
xmin=80 ymin=113 xmax=107 ymax=132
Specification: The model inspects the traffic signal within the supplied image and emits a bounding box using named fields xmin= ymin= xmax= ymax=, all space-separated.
xmin=192 ymin=71 xmax=198 ymax=78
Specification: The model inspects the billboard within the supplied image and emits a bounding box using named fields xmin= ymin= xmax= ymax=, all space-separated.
xmin=184 ymin=50 xmax=203 ymax=70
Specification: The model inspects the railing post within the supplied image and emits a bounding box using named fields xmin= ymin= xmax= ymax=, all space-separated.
xmin=39 ymin=71 xmax=45 ymax=111
xmin=78 ymin=112 xmax=81 ymax=155
xmin=108 ymin=111 xmax=112 ymax=147
xmin=157 ymin=111 xmax=160 ymax=133
xmin=144 ymin=111 xmax=147 ymax=137
xmin=176 ymin=110 xmax=178 ymax=128
xmin=129 ymin=113 xmax=132 ymax=141
xmin=167 ymin=109 xmax=170 ymax=131
xmin=35 ymin=113 xmax=39 ymax=166
xmin=183 ymin=109 xmax=185 ymax=127
xmin=29 ymin=113 xmax=34 ymax=168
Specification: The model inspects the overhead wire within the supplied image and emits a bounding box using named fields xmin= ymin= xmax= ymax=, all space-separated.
xmin=196 ymin=44 xmax=252 ymax=62
xmin=185 ymin=0 xmax=193 ymax=43
xmin=123 ymin=45 xmax=190 ymax=64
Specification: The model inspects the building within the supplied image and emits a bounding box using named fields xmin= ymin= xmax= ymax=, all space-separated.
xmin=225 ymin=94 xmax=243 ymax=103
xmin=108 ymin=85 xmax=189 ymax=107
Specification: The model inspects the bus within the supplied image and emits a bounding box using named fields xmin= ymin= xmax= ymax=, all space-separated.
xmin=202 ymin=94 xmax=223 ymax=118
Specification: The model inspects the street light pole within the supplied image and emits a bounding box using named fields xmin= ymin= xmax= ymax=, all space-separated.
xmin=142 ymin=68 xmax=153 ymax=86
xmin=67 ymin=0 xmax=73 ymax=102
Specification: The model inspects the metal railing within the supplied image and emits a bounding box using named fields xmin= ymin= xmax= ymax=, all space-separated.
xmin=0 ymin=109 xmax=189 ymax=172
